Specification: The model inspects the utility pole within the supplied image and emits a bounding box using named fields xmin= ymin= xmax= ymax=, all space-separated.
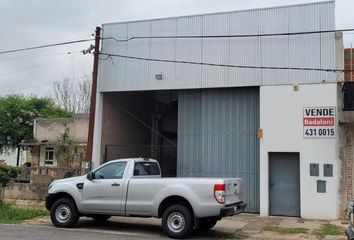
xmin=86 ymin=26 xmax=101 ymax=170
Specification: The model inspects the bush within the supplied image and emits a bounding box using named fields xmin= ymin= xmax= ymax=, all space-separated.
xmin=0 ymin=203 xmax=48 ymax=224
xmin=0 ymin=165 xmax=21 ymax=202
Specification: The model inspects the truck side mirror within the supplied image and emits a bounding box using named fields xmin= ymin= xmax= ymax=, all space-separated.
xmin=87 ymin=172 xmax=94 ymax=180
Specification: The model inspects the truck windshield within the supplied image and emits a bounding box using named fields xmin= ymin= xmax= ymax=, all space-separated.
xmin=134 ymin=162 xmax=160 ymax=176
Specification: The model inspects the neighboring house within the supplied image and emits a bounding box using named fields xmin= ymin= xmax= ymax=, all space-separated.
xmin=20 ymin=114 xmax=89 ymax=168
xmin=90 ymin=1 xmax=348 ymax=220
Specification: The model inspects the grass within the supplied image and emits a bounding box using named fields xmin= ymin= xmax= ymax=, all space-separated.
xmin=314 ymin=224 xmax=344 ymax=239
xmin=0 ymin=202 xmax=48 ymax=224
xmin=263 ymin=226 xmax=309 ymax=234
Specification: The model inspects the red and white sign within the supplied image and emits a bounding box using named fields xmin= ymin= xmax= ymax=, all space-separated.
xmin=303 ymin=107 xmax=336 ymax=139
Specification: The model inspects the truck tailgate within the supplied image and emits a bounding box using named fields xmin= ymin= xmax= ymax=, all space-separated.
xmin=225 ymin=179 xmax=244 ymax=205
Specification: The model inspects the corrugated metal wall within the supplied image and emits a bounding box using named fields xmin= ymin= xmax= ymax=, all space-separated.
xmin=98 ymin=1 xmax=336 ymax=92
xmin=177 ymin=87 xmax=260 ymax=212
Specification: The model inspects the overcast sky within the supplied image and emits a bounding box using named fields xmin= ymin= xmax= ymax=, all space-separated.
xmin=0 ymin=0 xmax=353 ymax=97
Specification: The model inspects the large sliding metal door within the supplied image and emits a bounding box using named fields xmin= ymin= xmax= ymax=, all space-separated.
xmin=177 ymin=87 xmax=260 ymax=212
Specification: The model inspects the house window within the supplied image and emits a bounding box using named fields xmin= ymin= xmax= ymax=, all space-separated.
xmin=45 ymin=148 xmax=54 ymax=165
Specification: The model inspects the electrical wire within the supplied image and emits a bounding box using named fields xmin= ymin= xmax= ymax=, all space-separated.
xmin=101 ymin=28 xmax=354 ymax=42
xmin=0 ymin=75 xmax=89 ymax=96
xmin=0 ymin=39 xmax=94 ymax=55
xmin=113 ymin=101 xmax=177 ymax=146
xmin=0 ymin=27 xmax=352 ymax=55
xmin=0 ymin=57 xmax=77 ymax=77
xmin=99 ymin=52 xmax=350 ymax=72
xmin=0 ymin=53 xmax=88 ymax=78
xmin=0 ymin=51 xmax=82 ymax=62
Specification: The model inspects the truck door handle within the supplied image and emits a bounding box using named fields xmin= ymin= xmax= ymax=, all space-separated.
xmin=111 ymin=183 xmax=120 ymax=187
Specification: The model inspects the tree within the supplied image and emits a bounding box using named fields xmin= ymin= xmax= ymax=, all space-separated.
xmin=53 ymin=75 xmax=92 ymax=114
xmin=0 ymin=164 xmax=20 ymax=202
xmin=0 ymin=95 xmax=72 ymax=153
xmin=54 ymin=124 xmax=86 ymax=168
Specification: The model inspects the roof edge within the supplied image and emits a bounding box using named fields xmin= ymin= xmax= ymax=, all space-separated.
xmin=102 ymin=1 xmax=334 ymax=27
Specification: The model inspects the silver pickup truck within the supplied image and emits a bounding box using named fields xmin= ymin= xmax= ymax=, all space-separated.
xmin=46 ymin=158 xmax=246 ymax=238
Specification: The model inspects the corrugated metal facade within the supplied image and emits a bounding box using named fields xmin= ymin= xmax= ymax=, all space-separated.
xmin=98 ymin=1 xmax=335 ymax=92
xmin=177 ymin=88 xmax=260 ymax=212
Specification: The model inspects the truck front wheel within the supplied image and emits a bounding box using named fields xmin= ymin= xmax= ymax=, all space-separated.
xmin=162 ymin=204 xmax=193 ymax=239
xmin=50 ymin=198 xmax=79 ymax=228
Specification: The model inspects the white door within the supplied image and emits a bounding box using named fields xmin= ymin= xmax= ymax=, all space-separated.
xmin=82 ymin=161 xmax=127 ymax=214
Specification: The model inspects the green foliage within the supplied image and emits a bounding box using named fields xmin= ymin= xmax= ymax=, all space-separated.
xmin=0 ymin=165 xmax=21 ymax=187
xmin=263 ymin=226 xmax=309 ymax=234
xmin=54 ymin=124 xmax=86 ymax=168
xmin=0 ymin=203 xmax=48 ymax=224
xmin=314 ymin=224 xmax=344 ymax=239
xmin=0 ymin=95 xmax=72 ymax=153
xmin=0 ymin=165 xmax=21 ymax=202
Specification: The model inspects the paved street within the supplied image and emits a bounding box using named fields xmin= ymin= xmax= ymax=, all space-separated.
xmin=0 ymin=217 xmax=237 ymax=240
xmin=0 ymin=214 xmax=347 ymax=240
xmin=0 ymin=224 xmax=157 ymax=240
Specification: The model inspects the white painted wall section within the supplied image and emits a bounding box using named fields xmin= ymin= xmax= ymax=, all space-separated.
xmin=92 ymin=92 xmax=103 ymax=169
xmin=260 ymin=83 xmax=339 ymax=219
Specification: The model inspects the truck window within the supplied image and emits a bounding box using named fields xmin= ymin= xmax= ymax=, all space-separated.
xmin=94 ymin=161 xmax=127 ymax=179
xmin=134 ymin=162 xmax=160 ymax=176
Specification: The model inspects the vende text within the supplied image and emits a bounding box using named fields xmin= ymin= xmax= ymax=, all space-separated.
xmin=304 ymin=108 xmax=334 ymax=117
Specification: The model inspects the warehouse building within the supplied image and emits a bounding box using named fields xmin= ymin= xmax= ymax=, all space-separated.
xmin=91 ymin=1 xmax=345 ymax=219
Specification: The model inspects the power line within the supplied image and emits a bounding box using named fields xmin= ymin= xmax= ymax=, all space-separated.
xmin=102 ymin=28 xmax=354 ymax=42
xmin=0 ymin=51 xmax=82 ymax=62
xmin=0 ymin=75 xmax=89 ymax=96
xmin=0 ymin=28 xmax=352 ymax=55
xmin=0 ymin=56 xmax=77 ymax=77
xmin=113 ymin=101 xmax=177 ymax=146
xmin=99 ymin=52 xmax=350 ymax=72
xmin=0 ymin=39 xmax=94 ymax=55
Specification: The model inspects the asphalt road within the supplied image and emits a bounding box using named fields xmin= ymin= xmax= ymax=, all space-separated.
xmin=0 ymin=217 xmax=235 ymax=240
xmin=0 ymin=224 xmax=162 ymax=240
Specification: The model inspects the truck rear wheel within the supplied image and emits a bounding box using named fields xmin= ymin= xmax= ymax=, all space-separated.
xmin=50 ymin=198 xmax=79 ymax=228
xmin=197 ymin=217 xmax=218 ymax=230
xmin=162 ymin=204 xmax=193 ymax=239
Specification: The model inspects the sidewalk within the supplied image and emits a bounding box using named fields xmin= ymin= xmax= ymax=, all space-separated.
xmin=215 ymin=213 xmax=347 ymax=239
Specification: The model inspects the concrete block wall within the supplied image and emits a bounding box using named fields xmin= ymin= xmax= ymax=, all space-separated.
xmin=4 ymin=183 xmax=49 ymax=201
xmin=339 ymin=125 xmax=354 ymax=217
xmin=3 ymin=167 xmax=85 ymax=205
xmin=338 ymin=83 xmax=354 ymax=217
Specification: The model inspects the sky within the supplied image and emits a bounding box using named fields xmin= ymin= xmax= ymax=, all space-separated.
xmin=0 ymin=0 xmax=353 ymax=97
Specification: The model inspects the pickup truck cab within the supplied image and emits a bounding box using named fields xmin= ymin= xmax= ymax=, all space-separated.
xmin=46 ymin=158 xmax=246 ymax=238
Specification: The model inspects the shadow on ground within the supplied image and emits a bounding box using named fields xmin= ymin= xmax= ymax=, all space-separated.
xmin=72 ymin=218 xmax=241 ymax=239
